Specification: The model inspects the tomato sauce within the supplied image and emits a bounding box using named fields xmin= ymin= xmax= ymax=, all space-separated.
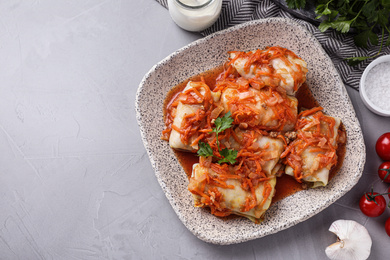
xmin=163 ymin=65 xmax=347 ymax=204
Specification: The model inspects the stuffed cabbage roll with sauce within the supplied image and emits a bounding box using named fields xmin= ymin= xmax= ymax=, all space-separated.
xmin=281 ymin=107 xmax=342 ymax=188
xmin=229 ymin=46 xmax=308 ymax=95
xmin=225 ymin=128 xmax=285 ymax=177
xmin=161 ymin=46 xmax=347 ymax=224
xmin=188 ymin=162 xmax=276 ymax=223
xmin=220 ymin=86 xmax=298 ymax=131
xmin=168 ymin=81 xmax=220 ymax=151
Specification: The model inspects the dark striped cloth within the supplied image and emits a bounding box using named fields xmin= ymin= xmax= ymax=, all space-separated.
xmin=156 ymin=0 xmax=390 ymax=91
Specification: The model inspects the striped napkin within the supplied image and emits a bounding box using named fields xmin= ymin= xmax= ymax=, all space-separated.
xmin=156 ymin=0 xmax=390 ymax=91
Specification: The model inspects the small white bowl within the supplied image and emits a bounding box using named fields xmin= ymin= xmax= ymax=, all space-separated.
xmin=360 ymin=55 xmax=390 ymax=117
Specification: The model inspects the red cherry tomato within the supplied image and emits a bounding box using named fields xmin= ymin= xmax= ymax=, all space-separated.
xmin=378 ymin=162 xmax=390 ymax=183
xmin=386 ymin=217 xmax=390 ymax=237
xmin=376 ymin=133 xmax=390 ymax=161
xmin=359 ymin=192 xmax=386 ymax=217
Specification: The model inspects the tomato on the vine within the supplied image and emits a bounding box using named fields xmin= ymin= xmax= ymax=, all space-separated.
xmin=378 ymin=162 xmax=390 ymax=183
xmin=386 ymin=217 xmax=390 ymax=237
xmin=376 ymin=133 xmax=390 ymax=161
xmin=359 ymin=192 xmax=386 ymax=217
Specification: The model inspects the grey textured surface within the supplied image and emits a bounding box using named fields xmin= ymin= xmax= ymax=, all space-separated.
xmin=136 ymin=18 xmax=365 ymax=245
xmin=1 ymin=0 xmax=389 ymax=259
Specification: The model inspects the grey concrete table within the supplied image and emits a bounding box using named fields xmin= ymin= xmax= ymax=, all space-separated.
xmin=0 ymin=1 xmax=389 ymax=259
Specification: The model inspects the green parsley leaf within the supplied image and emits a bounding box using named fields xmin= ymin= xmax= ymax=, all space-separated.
xmin=368 ymin=31 xmax=379 ymax=46
xmin=328 ymin=10 xmax=339 ymax=20
xmin=287 ymin=0 xmax=390 ymax=66
xmin=354 ymin=30 xmax=372 ymax=48
xmin=315 ymin=4 xmax=332 ymax=19
xmin=362 ymin=0 xmax=379 ymax=23
xmin=381 ymin=0 xmax=390 ymax=8
xmin=378 ymin=8 xmax=389 ymax=26
xmin=213 ymin=111 xmax=234 ymax=152
xmin=213 ymin=111 xmax=234 ymax=135
xmin=286 ymin=0 xmax=306 ymax=9
xmin=218 ymin=148 xmax=238 ymax=165
xmin=197 ymin=141 xmax=213 ymax=157
xmin=331 ymin=19 xmax=352 ymax=33
xmin=196 ymin=112 xmax=237 ymax=164
xmin=318 ymin=21 xmax=332 ymax=32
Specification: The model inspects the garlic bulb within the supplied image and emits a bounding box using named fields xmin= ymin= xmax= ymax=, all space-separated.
xmin=325 ymin=220 xmax=372 ymax=260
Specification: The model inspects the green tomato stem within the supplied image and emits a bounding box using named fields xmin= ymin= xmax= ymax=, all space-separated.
xmin=380 ymin=168 xmax=390 ymax=182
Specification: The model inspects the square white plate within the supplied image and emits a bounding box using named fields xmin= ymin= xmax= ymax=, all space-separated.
xmin=136 ymin=18 xmax=365 ymax=245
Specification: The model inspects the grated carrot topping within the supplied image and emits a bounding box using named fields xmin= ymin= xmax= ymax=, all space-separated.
xmin=299 ymin=106 xmax=323 ymax=118
xmin=282 ymin=110 xmax=338 ymax=180
xmin=160 ymin=46 xmax=340 ymax=222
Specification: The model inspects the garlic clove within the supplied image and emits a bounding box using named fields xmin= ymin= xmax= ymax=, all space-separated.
xmin=325 ymin=220 xmax=372 ymax=260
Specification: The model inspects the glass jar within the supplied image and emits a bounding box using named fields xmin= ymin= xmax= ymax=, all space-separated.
xmin=167 ymin=0 xmax=223 ymax=32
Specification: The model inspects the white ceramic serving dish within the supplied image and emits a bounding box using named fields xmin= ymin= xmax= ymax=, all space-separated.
xmin=360 ymin=55 xmax=390 ymax=117
xmin=135 ymin=18 xmax=365 ymax=245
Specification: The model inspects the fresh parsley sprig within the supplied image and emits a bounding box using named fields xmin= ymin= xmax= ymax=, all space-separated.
xmin=196 ymin=111 xmax=237 ymax=164
xmin=213 ymin=111 xmax=234 ymax=151
xmin=286 ymin=0 xmax=390 ymax=65
xmin=197 ymin=141 xmax=214 ymax=157
xmin=218 ymin=148 xmax=238 ymax=164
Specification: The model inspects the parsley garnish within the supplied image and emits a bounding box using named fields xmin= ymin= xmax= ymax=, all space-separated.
xmin=196 ymin=112 xmax=237 ymax=165
xmin=213 ymin=111 xmax=234 ymax=151
xmin=197 ymin=141 xmax=214 ymax=157
xmin=286 ymin=0 xmax=390 ymax=65
xmin=218 ymin=148 xmax=238 ymax=164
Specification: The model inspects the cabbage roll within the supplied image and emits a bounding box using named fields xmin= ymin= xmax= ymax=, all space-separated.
xmin=169 ymin=81 xmax=220 ymax=151
xmin=226 ymin=129 xmax=285 ymax=177
xmin=188 ymin=163 xmax=276 ymax=223
xmin=220 ymin=86 xmax=298 ymax=131
xmin=229 ymin=46 xmax=308 ymax=95
xmin=282 ymin=108 xmax=341 ymax=187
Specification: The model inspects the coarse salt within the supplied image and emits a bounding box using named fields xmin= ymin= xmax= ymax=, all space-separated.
xmin=364 ymin=61 xmax=390 ymax=111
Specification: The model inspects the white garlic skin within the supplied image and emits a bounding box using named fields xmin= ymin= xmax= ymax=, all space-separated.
xmin=325 ymin=220 xmax=372 ymax=260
